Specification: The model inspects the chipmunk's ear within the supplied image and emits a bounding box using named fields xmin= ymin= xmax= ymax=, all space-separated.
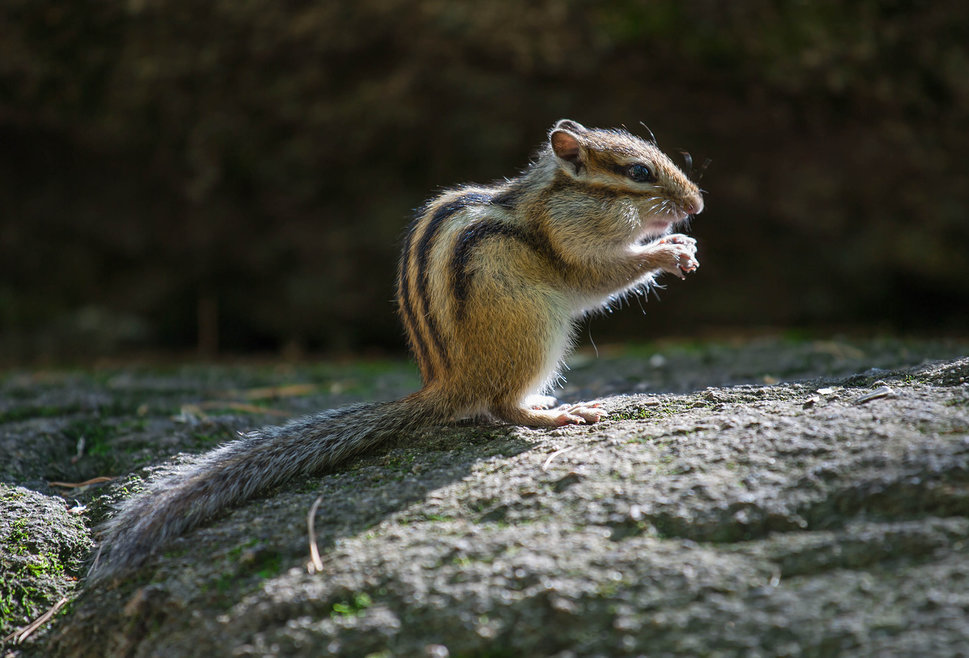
xmin=549 ymin=119 xmax=587 ymax=173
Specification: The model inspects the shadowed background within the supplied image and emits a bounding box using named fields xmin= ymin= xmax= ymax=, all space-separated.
xmin=1 ymin=0 xmax=967 ymax=362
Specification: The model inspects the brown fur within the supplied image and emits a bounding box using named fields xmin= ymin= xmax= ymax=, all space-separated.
xmin=399 ymin=118 xmax=703 ymax=425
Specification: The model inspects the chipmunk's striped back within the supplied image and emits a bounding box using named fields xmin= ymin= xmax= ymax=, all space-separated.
xmin=397 ymin=185 xmax=569 ymax=387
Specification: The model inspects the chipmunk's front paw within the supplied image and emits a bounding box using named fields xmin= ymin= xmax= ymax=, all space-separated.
xmin=653 ymin=234 xmax=699 ymax=279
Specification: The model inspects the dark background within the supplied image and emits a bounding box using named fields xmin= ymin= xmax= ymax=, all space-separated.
xmin=1 ymin=0 xmax=967 ymax=363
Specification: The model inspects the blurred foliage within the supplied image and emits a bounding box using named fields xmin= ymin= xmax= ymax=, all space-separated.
xmin=1 ymin=0 xmax=967 ymax=360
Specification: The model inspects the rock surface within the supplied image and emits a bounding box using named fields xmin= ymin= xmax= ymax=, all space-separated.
xmin=2 ymin=338 xmax=968 ymax=656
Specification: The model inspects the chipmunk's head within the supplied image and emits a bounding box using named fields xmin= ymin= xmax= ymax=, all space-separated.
xmin=548 ymin=119 xmax=705 ymax=235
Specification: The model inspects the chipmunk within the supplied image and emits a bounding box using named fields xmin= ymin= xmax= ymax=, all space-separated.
xmin=88 ymin=119 xmax=704 ymax=582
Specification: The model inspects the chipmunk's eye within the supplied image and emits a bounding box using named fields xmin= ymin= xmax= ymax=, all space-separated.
xmin=627 ymin=163 xmax=655 ymax=183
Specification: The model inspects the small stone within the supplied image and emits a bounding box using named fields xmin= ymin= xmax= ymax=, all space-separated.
xmin=853 ymin=385 xmax=895 ymax=405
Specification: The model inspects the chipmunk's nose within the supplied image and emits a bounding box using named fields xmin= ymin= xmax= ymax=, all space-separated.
xmin=682 ymin=195 xmax=704 ymax=216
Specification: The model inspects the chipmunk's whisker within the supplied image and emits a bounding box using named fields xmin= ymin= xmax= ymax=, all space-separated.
xmin=638 ymin=121 xmax=658 ymax=145
xmin=679 ymin=150 xmax=693 ymax=177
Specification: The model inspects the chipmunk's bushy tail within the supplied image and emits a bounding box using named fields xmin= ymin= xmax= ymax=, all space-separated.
xmin=88 ymin=390 xmax=447 ymax=583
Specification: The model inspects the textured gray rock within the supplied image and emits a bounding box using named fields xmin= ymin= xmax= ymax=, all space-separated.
xmin=0 ymin=485 xmax=92 ymax=646
xmin=2 ymin=340 xmax=968 ymax=656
